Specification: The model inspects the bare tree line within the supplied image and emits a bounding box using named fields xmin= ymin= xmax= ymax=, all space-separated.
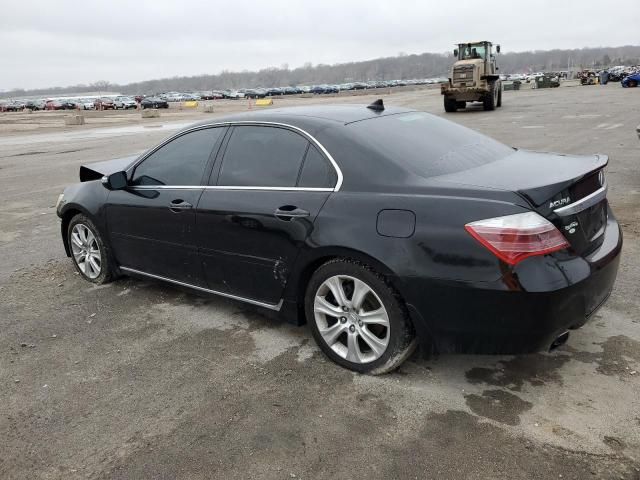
xmin=3 ymin=45 xmax=639 ymax=98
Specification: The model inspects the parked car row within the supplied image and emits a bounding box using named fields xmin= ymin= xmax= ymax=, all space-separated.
xmin=0 ymin=95 xmax=141 ymax=112
xmin=145 ymin=78 xmax=447 ymax=102
xmin=1 ymin=77 xmax=447 ymax=112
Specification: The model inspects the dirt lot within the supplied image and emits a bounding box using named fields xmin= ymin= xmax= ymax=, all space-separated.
xmin=1 ymin=85 xmax=639 ymax=480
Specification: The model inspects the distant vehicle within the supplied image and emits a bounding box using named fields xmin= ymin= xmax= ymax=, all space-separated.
xmin=163 ymin=93 xmax=183 ymax=102
xmin=532 ymin=74 xmax=560 ymax=89
xmin=0 ymin=101 xmax=21 ymax=112
xmin=46 ymin=100 xmax=76 ymax=110
xmin=198 ymin=91 xmax=221 ymax=100
xmin=25 ymin=99 xmax=46 ymax=111
xmin=223 ymin=90 xmax=245 ymax=99
xmin=94 ymin=97 xmax=116 ymax=110
xmin=579 ymin=70 xmax=597 ymax=86
xmin=441 ymin=41 xmax=502 ymax=112
xmin=140 ymin=96 xmax=169 ymax=109
xmin=80 ymin=98 xmax=96 ymax=110
xmin=114 ymin=96 xmax=137 ymax=109
xmin=182 ymin=93 xmax=201 ymax=101
xmin=311 ymin=84 xmax=338 ymax=94
xmin=621 ymin=72 xmax=640 ymax=88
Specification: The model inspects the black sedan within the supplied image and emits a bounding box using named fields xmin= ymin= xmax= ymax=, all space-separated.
xmin=140 ymin=97 xmax=169 ymax=109
xmin=56 ymin=101 xmax=622 ymax=374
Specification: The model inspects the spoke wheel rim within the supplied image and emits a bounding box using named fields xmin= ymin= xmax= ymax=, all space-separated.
xmin=314 ymin=275 xmax=390 ymax=364
xmin=70 ymin=224 xmax=101 ymax=279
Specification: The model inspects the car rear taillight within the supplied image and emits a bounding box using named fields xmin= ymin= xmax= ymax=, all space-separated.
xmin=465 ymin=212 xmax=569 ymax=265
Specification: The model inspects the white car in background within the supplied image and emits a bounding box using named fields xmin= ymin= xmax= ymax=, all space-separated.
xmin=114 ymin=96 xmax=137 ymax=109
xmin=80 ymin=98 xmax=95 ymax=110
xmin=163 ymin=92 xmax=183 ymax=102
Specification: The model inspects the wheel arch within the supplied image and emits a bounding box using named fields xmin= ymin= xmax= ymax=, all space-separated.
xmin=282 ymin=246 xmax=402 ymax=325
xmin=60 ymin=204 xmax=97 ymax=257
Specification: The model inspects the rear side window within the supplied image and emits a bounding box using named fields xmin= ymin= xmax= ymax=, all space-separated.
xmin=348 ymin=112 xmax=512 ymax=178
xmin=132 ymin=128 xmax=223 ymax=186
xmin=218 ymin=126 xmax=308 ymax=187
xmin=298 ymin=145 xmax=337 ymax=188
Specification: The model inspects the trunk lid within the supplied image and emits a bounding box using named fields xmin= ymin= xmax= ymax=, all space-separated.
xmin=436 ymin=149 xmax=609 ymax=255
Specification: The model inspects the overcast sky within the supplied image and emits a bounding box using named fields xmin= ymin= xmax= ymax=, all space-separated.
xmin=1 ymin=0 xmax=638 ymax=90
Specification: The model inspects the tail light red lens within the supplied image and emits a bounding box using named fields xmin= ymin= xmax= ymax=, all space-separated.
xmin=465 ymin=212 xmax=570 ymax=265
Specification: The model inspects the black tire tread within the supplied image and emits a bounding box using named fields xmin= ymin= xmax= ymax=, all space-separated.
xmin=443 ymin=96 xmax=457 ymax=113
xmin=67 ymin=213 xmax=117 ymax=285
xmin=483 ymin=82 xmax=496 ymax=111
xmin=306 ymin=257 xmax=417 ymax=375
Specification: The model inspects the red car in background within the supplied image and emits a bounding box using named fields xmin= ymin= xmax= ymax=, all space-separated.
xmin=45 ymin=100 xmax=76 ymax=110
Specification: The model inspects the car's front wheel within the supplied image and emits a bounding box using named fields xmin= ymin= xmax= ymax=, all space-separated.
xmin=306 ymin=259 xmax=416 ymax=374
xmin=67 ymin=214 xmax=115 ymax=284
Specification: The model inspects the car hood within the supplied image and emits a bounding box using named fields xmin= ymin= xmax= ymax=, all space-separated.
xmin=79 ymin=155 xmax=138 ymax=182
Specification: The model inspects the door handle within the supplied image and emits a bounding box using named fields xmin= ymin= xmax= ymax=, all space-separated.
xmin=274 ymin=205 xmax=310 ymax=221
xmin=169 ymin=199 xmax=193 ymax=212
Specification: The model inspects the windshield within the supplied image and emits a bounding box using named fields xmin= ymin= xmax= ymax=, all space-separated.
xmin=348 ymin=112 xmax=512 ymax=178
xmin=459 ymin=43 xmax=487 ymax=60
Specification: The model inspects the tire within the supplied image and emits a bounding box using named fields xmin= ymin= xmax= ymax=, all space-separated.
xmin=444 ymin=96 xmax=457 ymax=112
xmin=629 ymin=80 xmax=638 ymax=88
xmin=483 ymin=82 xmax=497 ymax=111
xmin=67 ymin=214 xmax=116 ymax=285
xmin=496 ymin=84 xmax=502 ymax=107
xmin=305 ymin=259 xmax=417 ymax=375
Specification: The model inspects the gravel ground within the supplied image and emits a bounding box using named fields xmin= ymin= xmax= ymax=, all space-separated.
xmin=1 ymin=84 xmax=639 ymax=480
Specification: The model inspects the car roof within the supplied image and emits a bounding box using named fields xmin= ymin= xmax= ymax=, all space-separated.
xmin=188 ymin=103 xmax=416 ymax=129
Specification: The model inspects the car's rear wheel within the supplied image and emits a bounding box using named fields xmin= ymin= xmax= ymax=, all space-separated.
xmin=67 ymin=214 xmax=115 ymax=284
xmin=305 ymin=259 xmax=416 ymax=374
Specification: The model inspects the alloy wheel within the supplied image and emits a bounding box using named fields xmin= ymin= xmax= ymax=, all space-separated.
xmin=313 ymin=275 xmax=390 ymax=364
xmin=70 ymin=223 xmax=101 ymax=279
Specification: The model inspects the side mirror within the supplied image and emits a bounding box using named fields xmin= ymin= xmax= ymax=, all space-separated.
xmin=453 ymin=49 xmax=458 ymax=57
xmin=102 ymin=171 xmax=128 ymax=190
xmin=496 ymin=45 xmax=501 ymax=53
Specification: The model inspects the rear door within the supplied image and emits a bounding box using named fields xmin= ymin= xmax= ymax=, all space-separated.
xmin=106 ymin=126 xmax=226 ymax=286
xmin=196 ymin=125 xmax=337 ymax=304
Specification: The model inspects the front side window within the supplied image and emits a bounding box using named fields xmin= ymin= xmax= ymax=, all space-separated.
xmin=132 ymin=128 xmax=223 ymax=186
xmin=218 ymin=126 xmax=308 ymax=187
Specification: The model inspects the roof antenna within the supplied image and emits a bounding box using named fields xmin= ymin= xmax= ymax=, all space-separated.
xmin=367 ymin=99 xmax=385 ymax=112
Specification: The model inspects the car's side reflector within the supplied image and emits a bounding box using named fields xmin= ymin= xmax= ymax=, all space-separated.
xmin=465 ymin=212 xmax=570 ymax=265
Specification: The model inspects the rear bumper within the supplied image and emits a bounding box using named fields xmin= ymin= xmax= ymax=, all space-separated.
xmin=402 ymin=215 xmax=623 ymax=354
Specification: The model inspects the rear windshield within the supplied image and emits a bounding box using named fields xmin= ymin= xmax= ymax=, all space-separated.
xmin=347 ymin=112 xmax=512 ymax=178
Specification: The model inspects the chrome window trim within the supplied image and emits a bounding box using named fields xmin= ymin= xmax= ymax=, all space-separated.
xmin=120 ymin=267 xmax=283 ymax=311
xmin=553 ymin=184 xmax=608 ymax=216
xmin=127 ymin=121 xmax=344 ymax=191
xmin=130 ymin=185 xmax=334 ymax=192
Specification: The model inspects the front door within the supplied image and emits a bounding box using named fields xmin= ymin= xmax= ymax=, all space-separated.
xmin=196 ymin=125 xmax=338 ymax=304
xmin=106 ymin=126 xmax=226 ymax=285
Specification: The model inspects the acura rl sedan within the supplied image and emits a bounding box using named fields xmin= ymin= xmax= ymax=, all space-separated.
xmin=56 ymin=101 xmax=622 ymax=374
